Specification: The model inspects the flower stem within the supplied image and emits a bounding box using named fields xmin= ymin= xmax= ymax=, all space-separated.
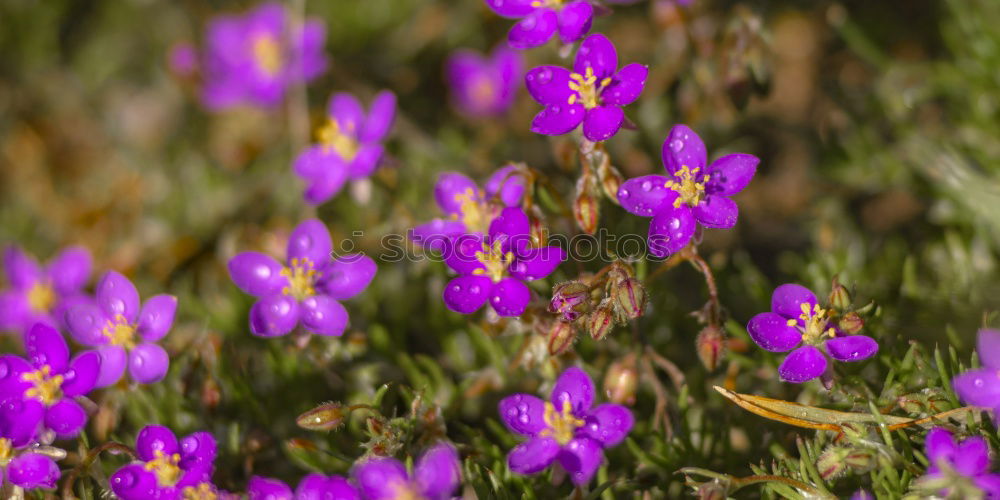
xmin=61 ymin=442 xmax=137 ymax=500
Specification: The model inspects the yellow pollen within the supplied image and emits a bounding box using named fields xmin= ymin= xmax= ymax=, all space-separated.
xmin=182 ymin=482 xmax=218 ymax=500
xmin=26 ymin=282 xmax=56 ymax=313
xmin=471 ymin=76 xmax=496 ymax=107
xmin=540 ymin=400 xmax=584 ymax=446
xmin=471 ymin=240 xmax=513 ymax=283
xmin=388 ymin=480 xmax=424 ymax=500
xmin=281 ymin=257 xmax=318 ymax=300
xmin=252 ymin=34 xmax=283 ymax=76
xmin=102 ymin=313 xmax=137 ymax=349
xmin=144 ymin=450 xmax=182 ymax=488
xmin=0 ymin=438 xmax=13 ymax=466
xmin=21 ymin=365 xmax=64 ymax=406
xmin=664 ymin=165 xmax=710 ymax=208
xmin=567 ymin=67 xmax=610 ymax=110
xmin=530 ymin=0 xmax=566 ymax=7
xmin=451 ymin=188 xmax=489 ymax=233
xmin=316 ymin=118 xmax=360 ymax=161
xmin=787 ymin=303 xmax=836 ymax=343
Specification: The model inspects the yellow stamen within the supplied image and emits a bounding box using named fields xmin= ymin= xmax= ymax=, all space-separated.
xmin=281 ymin=257 xmax=318 ymax=300
xmin=471 ymin=240 xmax=513 ymax=283
xmin=539 ymin=400 xmax=585 ymax=446
xmin=530 ymin=0 xmax=566 ymax=8
xmin=388 ymin=480 xmax=422 ymax=500
xmin=664 ymin=165 xmax=710 ymax=208
xmin=182 ymin=482 xmax=218 ymax=500
xmin=789 ymin=303 xmax=837 ymax=343
xmin=102 ymin=313 xmax=137 ymax=349
xmin=26 ymin=282 xmax=56 ymax=313
xmin=21 ymin=365 xmax=64 ymax=405
xmin=252 ymin=34 xmax=283 ymax=76
xmin=316 ymin=118 xmax=360 ymax=161
xmin=0 ymin=438 xmax=13 ymax=466
xmin=144 ymin=450 xmax=182 ymax=488
xmin=450 ymin=188 xmax=489 ymax=234
xmin=471 ymin=76 xmax=496 ymax=107
xmin=567 ymin=67 xmax=608 ymax=110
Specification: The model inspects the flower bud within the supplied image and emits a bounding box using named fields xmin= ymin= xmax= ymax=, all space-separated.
xmin=697 ymin=482 xmax=728 ymax=500
xmin=548 ymin=320 xmax=577 ymax=356
xmin=844 ymin=449 xmax=875 ymax=473
xmin=587 ymin=303 xmax=616 ymax=340
xmin=296 ymin=402 xmax=347 ymax=431
xmin=838 ymin=312 xmax=864 ymax=335
xmin=828 ymin=278 xmax=852 ymax=311
xmin=573 ymin=190 xmax=599 ymax=235
xmin=598 ymin=164 xmax=625 ymax=204
xmin=530 ymin=216 xmax=549 ymax=248
xmin=603 ymin=353 xmax=638 ymax=405
xmin=612 ymin=278 xmax=647 ymax=321
xmin=549 ymin=281 xmax=592 ymax=322
xmin=696 ymin=326 xmax=727 ymax=372
xmin=816 ymin=446 xmax=849 ymax=480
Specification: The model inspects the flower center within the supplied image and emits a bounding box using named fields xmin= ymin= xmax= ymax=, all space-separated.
xmin=21 ymin=365 xmax=64 ymax=406
xmin=316 ymin=118 xmax=360 ymax=161
xmin=471 ymin=76 xmax=497 ymax=107
xmin=144 ymin=449 xmax=182 ymax=488
xmin=451 ymin=188 xmax=490 ymax=233
xmin=664 ymin=165 xmax=710 ymax=208
xmin=281 ymin=257 xmax=318 ymax=300
xmin=0 ymin=438 xmax=13 ymax=467
xmin=568 ymin=67 xmax=612 ymax=110
xmin=26 ymin=282 xmax=57 ymax=313
xmin=472 ymin=240 xmax=513 ymax=283
xmin=252 ymin=33 xmax=283 ymax=76
xmin=102 ymin=313 xmax=137 ymax=349
xmin=540 ymin=400 xmax=584 ymax=446
xmin=182 ymin=482 xmax=217 ymax=500
xmin=530 ymin=0 xmax=566 ymax=8
xmin=787 ymin=303 xmax=836 ymax=344
xmin=388 ymin=481 xmax=425 ymax=500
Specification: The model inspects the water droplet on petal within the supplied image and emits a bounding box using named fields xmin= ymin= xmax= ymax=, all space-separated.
xmin=670 ymin=139 xmax=683 ymax=152
xmin=641 ymin=180 xmax=652 ymax=191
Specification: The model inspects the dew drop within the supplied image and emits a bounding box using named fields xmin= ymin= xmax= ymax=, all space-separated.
xmin=620 ymin=189 xmax=630 ymax=198
xmin=470 ymin=285 xmax=481 ymax=294
xmin=670 ymin=139 xmax=683 ymax=152
xmin=0 ymin=360 xmax=8 ymax=379
xmin=641 ymin=180 xmax=652 ymax=191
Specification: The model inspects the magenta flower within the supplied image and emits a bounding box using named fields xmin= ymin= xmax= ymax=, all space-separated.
xmin=485 ymin=0 xmax=594 ymax=49
xmin=921 ymin=427 xmax=1000 ymax=497
xmin=227 ymin=219 xmax=376 ymax=338
xmin=65 ymin=271 xmax=176 ymax=387
xmin=293 ymin=91 xmax=396 ymax=205
xmin=746 ymin=284 xmax=878 ymax=383
xmin=168 ymin=42 xmax=198 ymax=77
xmin=0 ymin=427 xmax=60 ymax=490
xmin=499 ymin=366 xmax=634 ymax=486
xmin=411 ymin=167 xmax=526 ymax=252
xmin=0 ymin=323 xmax=100 ymax=439
xmin=442 ymin=207 xmax=564 ymax=317
xmin=446 ymin=46 xmax=522 ymax=118
xmin=953 ymin=328 xmax=1000 ymax=416
xmin=351 ymin=444 xmax=461 ymax=500
xmin=201 ymin=2 xmax=327 ymax=110
xmin=618 ymin=124 xmax=758 ymax=257
xmin=526 ymin=34 xmax=647 ymax=142
xmin=248 ymin=474 xmax=359 ymax=499
xmin=109 ymin=425 xmax=217 ymax=500
xmin=0 ymin=245 xmax=92 ymax=335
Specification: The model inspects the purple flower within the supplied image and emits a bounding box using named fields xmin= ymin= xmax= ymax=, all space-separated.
xmin=351 ymin=443 xmax=461 ymax=500
xmin=953 ymin=328 xmax=1000 ymax=408
xmin=411 ymin=167 xmax=526 ymax=252
xmin=0 ymin=323 xmax=100 ymax=439
xmin=485 ymin=0 xmax=594 ymax=49
xmin=109 ymin=425 xmax=217 ymax=500
xmin=65 ymin=271 xmax=176 ymax=387
xmin=0 ymin=443 xmax=60 ymax=490
xmin=227 ymin=219 xmax=376 ymax=338
xmin=446 ymin=46 xmax=522 ymax=118
xmin=526 ymin=34 xmax=647 ymax=142
xmin=293 ymin=91 xmax=396 ymax=205
xmin=248 ymin=474 xmax=359 ymax=499
xmin=442 ymin=207 xmax=564 ymax=317
xmin=921 ymin=427 xmax=1000 ymax=497
xmin=617 ymin=124 xmax=758 ymax=257
xmin=168 ymin=42 xmax=199 ymax=77
xmin=201 ymin=2 xmax=327 ymax=110
xmin=499 ymin=366 xmax=634 ymax=485
xmin=746 ymin=284 xmax=878 ymax=383
xmin=0 ymin=245 xmax=92 ymax=335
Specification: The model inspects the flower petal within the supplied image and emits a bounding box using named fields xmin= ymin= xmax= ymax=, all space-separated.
xmin=551 ymin=366 xmax=595 ymax=414
xmin=410 ymin=219 xmax=468 ymax=252
xmin=580 ymin=403 xmax=634 ymax=446
xmin=582 ymin=105 xmax=624 ymax=142
xmin=953 ymin=369 xmax=1000 ymax=408
xmin=136 ymin=424 xmax=179 ymax=461
xmin=746 ymin=312 xmax=802 ymax=352
xmin=508 ymin=8 xmax=558 ymax=49
xmin=302 ymin=162 xmax=349 ymax=205
xmin=574 ymin=34 xmax=617 ymax=79
xmin=556 ymin=1 xmax=593 ymax=43
xmin=485 ymin=0 xmax=535 ymax=17
xmin=778 ymin=346 xmax=828 ymax=383
xmin=443 ymin=275 xmax=492 ymax=315
xmin=557 ymin=437 xmax=603 ymax=486
xmin=0 ymin=291 xmax=28 ymax=331
xmin=360 ymin=90 xmax=396 ymax=142
xmin=294 ymin=146 xmax=343 ymax=179
xmin=485 ymin=165 xmax=526 ymax=207
xmin=94 ymin=345 xmax=128 ymax=388
xmin=530 ymin=103 xmax=585 ymax=136
xmin=443 ymin=233 xmax=487 ymax=275
xmin=65 ymin=302 xmax=109 ymax=346
xmin=488 ymin=206 xmax=531 ymax=253
xmin=97 ymin=271 xmax=140 ymax=323
xmin=352 ymin=457 xmax=409 ymax=500
xmin=318 ymin=254 xmax=377 ymax=300
xmin=489 ymin=278 xmax=531 ymax=317
xmin=295 ymin=474 xmax=359 ymax=500
xmin=3 ymin=246 xmax=41 ymax=289
xmin=953 ymin=436 xmax=990 ymax=476
xmin=662 ymin=124 xmax=707 ymax=174
xmin=137 ymin=294 xmax=177 ymax=342
xmin=0 ymin=398 xmax=43 ymax=446
xmin=435 ymin=172 xmax=480 ymax=216
xmin=507 ymin=437 xmax=560 ymax=475
xmin=180 ymin=431 xmax=218 ymax=469
xmin=771 ymin=284 xmax=818 ymax=322
xmin=414 ymin=444 xmax=461 ymax=500
xmin=128 ymin=343 xmax=170 ymax=384
xmin=977 ymin=328 xmax=1000 ymax=370
xmin=287 ymin=219 xmax=333 ymax=267
xmin=23 ymin=322 xmax=69 ymax=373
xmin=525 ymin=65 xmax=573 ymax=106
xmin=249 ymin=294 xmax=300 ymax=337
xmin=110 ymin=464 xmax=160 ymax=500
xmin=647 ymin=204 xmax=696 ymax=258
xmin=61 ymin=350 xmax=100 ymax=397
xmin=0 ymin=355 xmax=32 ymax=399
xmin=47 ymin=246 xmax=92 ymax=294
xmin=693 ymin=195 xmax=739 ymax=229
xmin=601 ymin=63 xmax=648 ymax=106
xmin=924 ymin=427 xmax=957 ymax=463
xmin=6 ymin=453 xmax=60 ymax=490
xmin=825 ymin=335 xmax=878 ymax=362
xmin=498 ymin=394 xmax=548 ymax=436
xmin=228 ymin=252 xmax=286 ymax=298
xmin=509 ymin=246 xmax=565 ymax=281
xmin=300 ymin=295 xmax=349 ymax=337
xmin=327 ymin=93 xmax=365 ymax=133
xmin=706 ymin=153 xmax=758 ymax=196
xmin=248 ymin=476 xmax=293 ymax=500
xmin=617 ymin=175 xmax=676 ymax=217
xmin=347 ymin=142 xmax=384 ymax=179
xmin=44 ymin=398 xmax=86 ymax=437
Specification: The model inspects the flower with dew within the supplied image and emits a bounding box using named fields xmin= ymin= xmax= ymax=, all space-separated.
xmin=65 ymin=271 xmax=177 ymax=387
xmin=227 ymin=219 xmax=376 ymax=338
xmin=525 ymin=34 xmax=647 ymax=142
xmin=0 ymin=323 xmax=100 ymax=440
xmin=484 ymin=0 xmax=595 ymax=49
xmin=746 ymin=284 xmax=878 ymax=383
xmin=953 ymin=328 xmax=1000 ymax=419
xmin=0 ymin=245 xmax=92 ymax=335
xmin=293 ymin=90 xmax=396 ymax=205
xmin=446 ymin=46 xmax=522 ymax=118
xmin=201 ymin=2 xmax=327 ymax=110
xmin=917 ymin=427 xmax=1000 ymax=497
xmin=0 ymin=411 xmax=61 ymax=491
xmin=351 ymin=443 xmax=461 ymax=500
xmin=617 ymin=124 xmax=758 ymax=257
xmin=498 ymin=366 xmax=634 ymax=485
xmin=110 ymin=425 xmax=218 ymax=500
xmin=410 ymin=167 xmax=526 ymax=252
xmin=442 ymin=207 xmax=564 ymax=317
xmin=248 ymin=474 xmax=359 ymax=499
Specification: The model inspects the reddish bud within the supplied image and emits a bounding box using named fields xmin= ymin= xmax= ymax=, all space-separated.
xmin=530 ymin=217 xmax=549 ymax=248
xmin=838 ymin=312 xmax=864 ymax=335
xmin=296 ymin=402 xmax=347 ymax=431
xmin=598 ymin=164 xmax=625 ymax=204
xmin=612 ymin=278 xmax=647 ymax=321
xmin=696 ymin=326 xmax=727 ymax=371
xmin=587 ymin=303 xmax=616 ymax=340
xmin=828 ymin=278 xmax=852 ymax=311
xmin=573 ymin=190 xmax=599 ymax=235
xmin=603 ymin=353 xmax=638 ymax=405
xmin=549 ymin=281 xmax=592 ymax=322
xmin=548 ymin=321 xmax=577 ymax=356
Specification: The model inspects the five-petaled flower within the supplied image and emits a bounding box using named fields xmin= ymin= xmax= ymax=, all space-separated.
xmin=0 ymin=245 xmax=92 ymax=335
xmin=442 ymin=207 xmax=564 ymax=317
xmin=0 ymin=323 xmax=100 ymax=439
xmin=109 ymin=425 xmax=218 ymax=500
xmin=0 ymin=422 xmax=61 ymax=490
xmin=228 ymin=219 xmax=376 ymax=338
xmin=351 ymin=443 xmax=461 ymax=500
xmin=65 ymin=271 xmax=177 ymax=387
xmin=485 ymin=0 xmax=595 ymax=49
xmin=499 ymin=366 xmax=634 ymax=485
xmin=293 ymin=91 xmax=397 ymax=205
xmin=248 ymin=474 xmax=359 ymax=500
xmin=526 ymin=34 xmax=647 ymax=142
xmin=953 ymin=328 xmax=1000 ymax=419
xmin=919 ymin=427 xmax=1000 ymax=497
xmin=447 ymin=46 xmax=522 ymax=118
xmin=411 ymin=167 xmax=526 ymax=252
xmin=618 ymin=124 xmax=759 ymax=257
xmin=201 ymin=2 xmax=327 ymax=110
xmin=746 ymin=284 xmax=878 ymax=383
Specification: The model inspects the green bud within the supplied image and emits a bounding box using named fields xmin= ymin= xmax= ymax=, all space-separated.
xmin=828 ymin=277 xmax=852 ymax=311
xmin=696 ymin=326 xmax=727 ymax=372
xmin=587 ymin=303 xmax=616 ymax=340
xmin=816 ymin=446 xmax=849 ymax=480
xmin=612 ymin=278 xmax=647 ymax=321
xmin=296 ymin=402 xmax=347 ymax=431
xmin=838 ymin=312 xmax=864 ymax=335
xmin=548 ymin=320 xmax=577 ymax=356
